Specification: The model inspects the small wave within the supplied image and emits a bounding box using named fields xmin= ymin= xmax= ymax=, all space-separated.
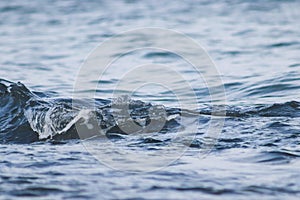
xmin=243 ymin=185 xmax=300 ymax=195
xmin=241 ymin=150 xmax=300 ymax=165
xmin=265 ymin=41 xmax=299 ymax=48
xmin=149 ymin=185 xmax=235 ymax=195
xmin=0 ymin=5 xmax=23 ymax=12
xmin=289 ymin=63 xmax=300 ymax=68
xmin=143 ymin=51 xmax=179 ymax=59
xmin=12 ymin=186 xmax=63 ymax=197
xmin=244 ymin=83 xmax=300 ymax=97
xmin=1 ymin=79 xmax=300 ymax=144
xmin=0 ymin=79 xmax=181 ymax=143
xmin=200 ymin=101 xmax=300 ymax=118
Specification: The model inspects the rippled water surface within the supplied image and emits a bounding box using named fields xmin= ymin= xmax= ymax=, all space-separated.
xmin=1 ymin=0 xmax=300 ymax=199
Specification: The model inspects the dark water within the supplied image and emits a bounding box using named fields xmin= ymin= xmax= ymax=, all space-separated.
xmin=1 ymin=0 xmax=300 ymax=199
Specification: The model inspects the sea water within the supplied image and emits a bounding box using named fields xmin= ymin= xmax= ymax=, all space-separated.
xmin=0 ymin=0 xmax=300 ymax=199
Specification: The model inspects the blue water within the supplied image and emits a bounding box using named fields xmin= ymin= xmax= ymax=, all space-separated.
xmin=1 ymin=0 xmax=300 ymax=199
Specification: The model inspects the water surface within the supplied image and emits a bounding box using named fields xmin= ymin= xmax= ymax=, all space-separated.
xmin=1 ymin=0 xmax=300 ymax=199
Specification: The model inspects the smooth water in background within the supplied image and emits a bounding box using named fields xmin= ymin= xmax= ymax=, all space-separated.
xmin=1 ymin=0 xmax=300 ymax=199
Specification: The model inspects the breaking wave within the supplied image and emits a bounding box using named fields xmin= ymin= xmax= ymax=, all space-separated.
xmin=1 ymin=78 xmax=300 ymax=144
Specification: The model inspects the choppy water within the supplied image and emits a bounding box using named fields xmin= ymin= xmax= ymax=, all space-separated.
xmin=1 ymin=0 xmax=300 ymax=199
